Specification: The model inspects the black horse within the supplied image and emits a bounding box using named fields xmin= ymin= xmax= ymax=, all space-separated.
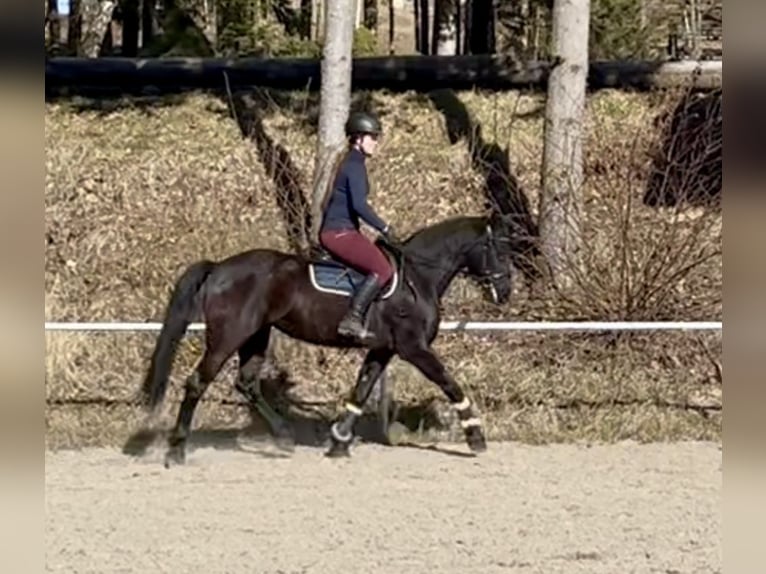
xmin=139 ymin=212 xmax=513 ymax=466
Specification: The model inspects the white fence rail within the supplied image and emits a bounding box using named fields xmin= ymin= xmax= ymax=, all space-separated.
xmin=44 ymin=321 xmax=722 ymax=332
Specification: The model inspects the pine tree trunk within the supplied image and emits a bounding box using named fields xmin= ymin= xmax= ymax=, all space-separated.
xmin=468 ymin=0 xmax=495 ymax=54
xmin=364 ymin=0 xmax=378 ymax=32
xmin=121 ymin=0 xmax=140 ymax=56
xmin=415 ymin=0 xmax=430 ymax=54
xmin=539 ymin=0 xmax=589 ymax=289
xmin=141 ymin=0 xmax=156 ymax=48
xmin=299 ymin=0 xmax=312 ymax=39
xmin=388 ymin=0 xmax=395 ymax=53
xmin=310 ymin=0 xmax=356 ymax=247
xmin=67 ymin=0 xmax=81 ymax=54
xmin=47 ymin=0 xmax=61 ymax=47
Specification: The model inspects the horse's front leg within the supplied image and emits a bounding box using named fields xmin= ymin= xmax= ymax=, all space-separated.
xmin=326 ymin=348 xmax=394 ymax=458
xmin=398 ymin=343 xmax=487 ymax=453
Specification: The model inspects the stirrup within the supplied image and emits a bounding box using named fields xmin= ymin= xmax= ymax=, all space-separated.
xmin=338 ymin=316 xmax=375 ymax=341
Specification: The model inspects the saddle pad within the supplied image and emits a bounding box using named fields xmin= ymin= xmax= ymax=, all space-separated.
xmin=308 ymin=262 xmax=398 ymax=299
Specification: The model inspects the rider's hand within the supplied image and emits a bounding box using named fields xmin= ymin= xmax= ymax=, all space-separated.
xmin=382 ymin=225 xmax=401 ymax=245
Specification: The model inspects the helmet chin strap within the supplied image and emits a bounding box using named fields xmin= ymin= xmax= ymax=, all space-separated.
xmin=352 ymin=138 xmax=375 ymax=157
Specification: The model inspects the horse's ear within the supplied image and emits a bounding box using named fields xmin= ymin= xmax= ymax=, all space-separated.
xmin=487 ymin=209 xmax=505 ymax=229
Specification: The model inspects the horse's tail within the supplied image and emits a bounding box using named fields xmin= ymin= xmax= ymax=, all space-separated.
xmin=139 ymin=259 xmax=215 ymax=413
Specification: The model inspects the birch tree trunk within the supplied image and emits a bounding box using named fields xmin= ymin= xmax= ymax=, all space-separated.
xmin=79 ymin=0 xmax=116 ymax=57
xmin=434 ymin=0 xmax=458 ymax=55
xmin=538 ymin=0 xmax=589 ymax=289
xmin=310 ymin=0 xmax=356 ymax=246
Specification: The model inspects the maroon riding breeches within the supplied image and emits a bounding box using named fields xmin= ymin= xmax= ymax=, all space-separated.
xmin=319 ymin=229 xmax=394 ymax=287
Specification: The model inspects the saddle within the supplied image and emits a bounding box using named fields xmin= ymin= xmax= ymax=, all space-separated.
xmin=307 ymin=239 xmax=404 ymax=300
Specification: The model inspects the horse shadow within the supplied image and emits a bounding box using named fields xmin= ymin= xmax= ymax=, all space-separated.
xmin=121 ymin=371 xmax=468 ymax=460
xmin=226 ymin=88 xmax=379 ymax=136
xmin=120 ymin=412 xmax=381 ymax=461
xmin=219 ymin=87 xmax=393 ymax=254
xmin=413 ymin=88 xmax=544 ymax=287
xmin=227 ymin=90 xmax=312 ymax=253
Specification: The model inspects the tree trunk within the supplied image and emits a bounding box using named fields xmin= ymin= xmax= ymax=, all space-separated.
xmin=46 ymin=0 xmax=61 ymax=47
xmin=388 ymin=0 xmax=395 ymax=53
xmin=310 ymin=0 xmax=356 ymax=247
xmin=538 ymin=0 xmax=589 ymax=289
xmin=311 ymin=0 xmax=323 ymax=41
xmin=455 ymin=0 xmax=464 ymax=55
xmin=496 ymin=0 xmax=528 ymax=61
xmin=468 ymin=0 xmax=495 ymax=54
xmin=364 ymin=0 xmax=378 ymax=32
xmin=529 ymin=1 xmax=543 ymax=59
xmin=141 ymin=0 xmax=156 ymax=48
xmin=47 ymin=58 xmax=722 ymax=96
xmin=67 ymin=0 xmax=82 ymax=54
xmin=175 ymin=0 xmax=217 ymax=49
xmin=79 ymin=0 xmax=116 ymax=57
xmin=433 ymin=0 xmax=458 ymax=55
xmin=299 ymin=0 xmax=312 ymax=39
xmin=121 ymin=0 xmax=140 ymax=56
xmin=416 ymin=0 xmax=430 ymax=54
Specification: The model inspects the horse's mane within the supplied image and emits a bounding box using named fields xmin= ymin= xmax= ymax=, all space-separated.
xmin=403 ymin=215 xmax=487 ymax=248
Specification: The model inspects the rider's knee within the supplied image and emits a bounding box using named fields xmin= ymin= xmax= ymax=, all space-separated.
xmin=376 ymin=263 xmax=394 ymax=286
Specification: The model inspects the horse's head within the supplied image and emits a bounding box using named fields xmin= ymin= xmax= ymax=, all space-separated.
xmin=462 ymin=213 xmax=513 ymax=305
xmin=396 ymin=214 xmax=514 ymax=305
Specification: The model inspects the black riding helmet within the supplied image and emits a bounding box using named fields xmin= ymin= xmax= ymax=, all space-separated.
xmin=345 ymin=111 xmax=382 ymax=138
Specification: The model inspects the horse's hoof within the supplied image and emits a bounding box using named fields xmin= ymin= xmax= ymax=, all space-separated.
xmin=164 ymin=447 xmax=186 ymax=468
xmin=122 ymin=428 xmax=159 ymax=457
xmin=325 ymin=440 xmax=351 ymax=458
xmin=469 ymin=439 xmax=488 ymax=454
xmin=385 ymin=421 xmax=408 ymax=446
xmin=274 ymin=429 xmax=296 ymax=453
xmin=465 ymin=427 xmax=487 ymax=453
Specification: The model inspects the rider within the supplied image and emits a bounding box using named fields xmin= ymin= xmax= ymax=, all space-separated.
xmin=319 ymin=111 xmax=399 ymax=343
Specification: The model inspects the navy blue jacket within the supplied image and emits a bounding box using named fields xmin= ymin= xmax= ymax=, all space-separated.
xmin=320 ymin=148 xmax=388 ymax=233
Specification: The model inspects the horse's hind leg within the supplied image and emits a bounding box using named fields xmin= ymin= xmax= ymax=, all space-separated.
xmin=235 ymin=326 xmax=294 ymax=450
xmin=398 ymin=342 xmax=487 ymax=453
xmin=165 ymin=348 xmax=228 ymax=467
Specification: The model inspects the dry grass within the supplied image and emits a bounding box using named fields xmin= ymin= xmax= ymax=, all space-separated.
xmin=45 ymin=87 xmax=722 ymax=449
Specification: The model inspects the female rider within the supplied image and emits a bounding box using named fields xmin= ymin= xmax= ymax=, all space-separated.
xmin=319 ymin=111 xmax=399 ymax=343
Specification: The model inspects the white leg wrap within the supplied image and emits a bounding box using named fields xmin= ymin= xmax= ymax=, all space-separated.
xmin=452 ymin=397 xmax=471 ymax=411
xmin=331 ymin=422 xmax=352 ymax=443
xmin=345 ymin=402 xmax=363 ymax=416
xmin=460 ymin=417 xmax=482 ymax=429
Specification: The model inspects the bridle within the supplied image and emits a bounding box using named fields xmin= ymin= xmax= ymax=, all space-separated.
xmin=474 ymin=224 xmax=512 ymax=302
xmin=382 ymin=220 xmax=512 ymax=301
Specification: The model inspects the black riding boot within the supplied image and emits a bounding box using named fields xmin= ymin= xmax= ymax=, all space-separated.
xmin=337 ymin=274 xmax=382 ymax=343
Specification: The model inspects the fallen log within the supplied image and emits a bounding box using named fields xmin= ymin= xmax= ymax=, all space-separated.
xmin=45 ymin=55 xmax=721 ymax=96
